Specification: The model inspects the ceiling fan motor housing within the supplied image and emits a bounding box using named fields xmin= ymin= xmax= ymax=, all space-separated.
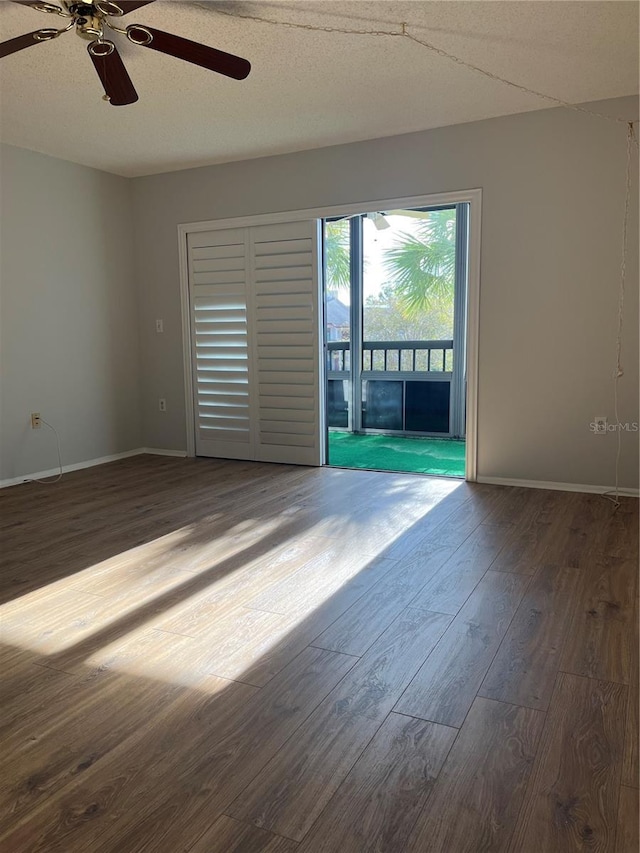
xmin=67 ymin=2 xmax=99 ymax=14
xmin=66 ymin=3 xmax=103 ymax=39
xmin=76 ymin=16 xmax=103 ymax=39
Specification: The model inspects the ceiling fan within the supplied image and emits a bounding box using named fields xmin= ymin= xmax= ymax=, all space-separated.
xmin=0 ymin=1 xmax=251 ymax=105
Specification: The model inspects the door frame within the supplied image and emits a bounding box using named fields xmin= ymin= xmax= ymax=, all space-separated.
xmin=178 ymin=188 xmax=481 ymax=480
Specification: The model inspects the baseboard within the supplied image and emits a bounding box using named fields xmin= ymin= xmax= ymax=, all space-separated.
xmin=4 ymin=455 xmax=634 ymax=495
xmin=0 ymin=446 xmax=192 ymax=488
xmin=141 ymin=448 xmax=188 ymax=458
xmin=477 ymin=475 xmax=639 ymax=498
xmin=0 ymin=448 xmax=147 ymax=489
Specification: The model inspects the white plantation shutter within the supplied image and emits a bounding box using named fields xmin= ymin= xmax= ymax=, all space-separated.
xmin=187 ymin=220 xmax=321 ymax=466
xmin=252 ymin=222 xmax=321 ymax=465
xmin=188 ymin=228 xmax=254 ymax=460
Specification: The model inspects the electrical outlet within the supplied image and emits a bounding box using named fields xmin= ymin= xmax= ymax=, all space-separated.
xmin=159 ymin=398 xmax=167 ymax=412
xmin=593 ymin=416 xmax=607 ymax=434
xmin=31 ymin=412 xmax=41 ymax=429
xmin=156 ymin=319 xmax=164 ymax=333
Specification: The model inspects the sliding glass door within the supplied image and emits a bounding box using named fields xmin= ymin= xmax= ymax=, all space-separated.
xmin=324 ymin=205 xmax=469 ymax=473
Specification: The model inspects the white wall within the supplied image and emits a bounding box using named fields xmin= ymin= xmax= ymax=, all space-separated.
xmin=0 ymin=144 xmax=141 ymax=481
xmin=131 ymin=96 xmax=639 ymax=490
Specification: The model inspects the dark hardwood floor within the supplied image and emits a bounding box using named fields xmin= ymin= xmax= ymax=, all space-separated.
xmin=0 ymin=455 xmax=637 ymax=852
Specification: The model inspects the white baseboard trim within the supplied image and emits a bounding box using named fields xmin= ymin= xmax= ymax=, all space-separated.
xmin=477 ymin=475 xmax=639 ymax=498
xmin=0 ymin=448 xmax=146 ymax=489
xmin=0 ymin=447 xmax=190 ymax=489
xmin=141 ymin=448 xmax=188 ymax=458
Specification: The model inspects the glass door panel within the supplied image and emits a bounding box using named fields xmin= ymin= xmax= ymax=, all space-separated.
xmin=361 ymin=207 xmax=461 ymax=436
xmin=362 ymin=209 xmax=456 ymax=346
xmin=323 ymin=204 xmax=468 ymax=473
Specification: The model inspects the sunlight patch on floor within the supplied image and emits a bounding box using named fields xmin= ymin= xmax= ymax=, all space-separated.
xmin=0 ymin=478 xmax=463 ymax=681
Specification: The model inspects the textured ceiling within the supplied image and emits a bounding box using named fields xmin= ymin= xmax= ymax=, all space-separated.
xmin=0 ymin=1 xmax=637 ymax=177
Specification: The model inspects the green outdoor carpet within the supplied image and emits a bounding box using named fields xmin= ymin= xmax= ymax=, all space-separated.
xmin=328 ymin=432 xmax=465 ymax=477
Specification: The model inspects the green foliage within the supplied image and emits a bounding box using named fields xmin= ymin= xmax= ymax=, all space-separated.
xmin=383 ymin=209 xmax=456 ymax=318
xmin=325 ymin=220 xmax=350 ymax=293
xmin=364 ymin=285 xmax=453 ymax=342
xmin=325 ymin=210 xmax=457 ymax=342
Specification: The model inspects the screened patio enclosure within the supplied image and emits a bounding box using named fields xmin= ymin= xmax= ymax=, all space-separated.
xmin=323 ymin=205 xmax=468 ymax=476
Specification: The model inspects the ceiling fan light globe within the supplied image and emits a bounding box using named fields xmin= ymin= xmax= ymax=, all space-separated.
xmin=367 ymin=212 xmax=391 ymax=230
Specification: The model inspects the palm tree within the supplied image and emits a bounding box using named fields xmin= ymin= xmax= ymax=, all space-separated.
xmin=324 ymin=220 xmax=350 ymax=293
xmin=382 ymin=209 xmax=456 ymax=318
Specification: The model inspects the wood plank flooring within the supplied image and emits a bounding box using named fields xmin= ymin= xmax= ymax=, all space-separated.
xmin=0 ymin=454 xmax=637 ymax=852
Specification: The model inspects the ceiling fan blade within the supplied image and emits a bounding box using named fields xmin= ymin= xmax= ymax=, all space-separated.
xmin=88 ymin=42 xmax=138 ymax=105
xmin=112 ymin=1 xmax=156 ymax=13
xmin=128 ymin=25 xmax=251 ymax=80
xmin=0 ymin=29 xmax=51 ymax=58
